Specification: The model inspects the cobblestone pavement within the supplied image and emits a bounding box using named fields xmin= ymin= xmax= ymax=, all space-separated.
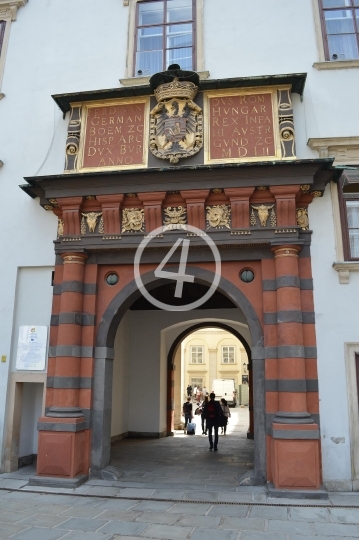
xmin=1 ymin=408 xmax=359 ymax=538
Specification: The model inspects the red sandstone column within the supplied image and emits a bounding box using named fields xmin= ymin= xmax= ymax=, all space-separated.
xmin=180 ymin=190 xmax=210 ymax=230
xmin=270 ymin=244 xmax=320 ymax=489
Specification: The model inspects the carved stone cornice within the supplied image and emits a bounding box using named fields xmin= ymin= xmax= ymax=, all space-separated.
xmin=308 ymin=137 xmax=359 ymax=165
xmin=0 ymin=0 xmax=27 ymax=21
xmin=332 ymin=262 xmax=359 ymax=284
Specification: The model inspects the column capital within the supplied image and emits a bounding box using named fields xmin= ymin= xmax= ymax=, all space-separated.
xmin=61 ymin=252 xmax=88 ymax=265
xmin=271 ymin=245 xmax=301 ymax=258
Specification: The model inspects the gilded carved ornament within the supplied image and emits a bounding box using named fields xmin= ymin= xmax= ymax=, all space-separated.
xmin=312 ymin=191 xmax=322 ymax=197
xmin=206 ymin=205 xmax=231 ymax=229
xmin=57 ymin=219 xmax=64 ymax=238
xmin=163 ymin=206 xmax=187 ymax=231
xmin=122 ymin=208 xmax=145 ymax=232
xmin=81 ymin=212 xmax=103 ymax=234
xmin=278 ymin=89 xmax=296 ymax=158
xmin=296 ymin=208 xmax=309 ymax=230
xmin=149 ymin=78 xmax=203 ymax=164
xmin=300 ymin=185 xmax=311 ymax=193
xmin=250 ymin=204 xmax=275 ymax=227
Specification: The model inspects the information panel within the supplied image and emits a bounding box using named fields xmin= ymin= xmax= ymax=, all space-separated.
xmin=205 ymin=89 xmax=280 ymax=164
xmin=16 ymin=326 xmax=47 ymax=371
xmin=79 ymin=98 xmax=149 ymax=171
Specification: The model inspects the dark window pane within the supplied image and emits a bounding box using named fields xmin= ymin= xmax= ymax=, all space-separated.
xmin=324 ymin=9 xmax=355 ymax=33
xmin=328 ymin=33 xmax=359 ymax=58
xmin=138 ymin=1 xmax=164 ymax=26
xmin=166 ymin=23 xmax=192 ymax=48
xmin=137 ymin=27 xmax=163 ymax=52
xmin=166 ymin=46 xmax=192 ymax=70
xmin=135 ymin=50 xmax=163 ymax=75
xmin=167 ymin=0 xmax=192 ymax=23
xmin=323 ymin=0 xmax=352 ymax=7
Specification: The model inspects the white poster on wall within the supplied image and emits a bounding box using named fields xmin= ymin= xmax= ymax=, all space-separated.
xmin=16 ymin=326 xmax=48 ymax=371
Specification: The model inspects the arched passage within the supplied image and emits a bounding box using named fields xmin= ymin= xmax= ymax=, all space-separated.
xmin=94 ymin=267 xmax=265 ymax=484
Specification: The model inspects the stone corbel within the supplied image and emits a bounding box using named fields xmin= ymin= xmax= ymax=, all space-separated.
xmin=123 ymin=0 xmax=129 ymax=5
xmin=333 ymin=262 xmax=359 ymax=284
xmin=0 ymin=0 xmax=28 ymax=21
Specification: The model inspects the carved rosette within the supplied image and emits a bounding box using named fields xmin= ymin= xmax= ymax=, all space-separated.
xmin=121 ymin=208 xmax=145 ymax=233
xmin=278 ymin=89 xmax=296 ymax=158
xmin=163 ymin=206 xmax=187 ymax=231
xmin=149 ymin=78 xmax=203 ymax=164
xmin=64 ymin=105 xmax=82 ymax=172
xmin=250 ymin=205 xmax=276 ymax=227
xmin=296 ymin=208 xmax=309 ymax=230
xmin=206 ymin=205 xmax=231 ymax=229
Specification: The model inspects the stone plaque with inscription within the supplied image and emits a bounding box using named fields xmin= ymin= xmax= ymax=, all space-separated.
xmin=79 ymin=98 xmax=149 ymax=171
xmin=205 ymin=88 xmax=282 ymax=164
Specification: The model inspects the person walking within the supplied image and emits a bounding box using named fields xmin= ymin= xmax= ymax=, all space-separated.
xmin=203 ymin=392 xmax=223 ymax=451
xmin=182 ymin=397 xmax=193 ymax=433
xmin=196 ymin=387 xmax=202 ymax=403
xmin=187 ymin=384 xmax=192 ymax=397
xmin=201 ymin=395 xmax=208 ymax=435
xmin=202 ymin=386 xmax=207 ymax=397
xmin=220 ymin=398 xmax=231 ymax=435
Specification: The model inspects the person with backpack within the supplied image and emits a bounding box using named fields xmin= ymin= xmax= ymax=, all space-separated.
xmin=182 ymin=397 xmax=193 ymax=433
xmin=203 ymin=392 xmax=223 ymax=451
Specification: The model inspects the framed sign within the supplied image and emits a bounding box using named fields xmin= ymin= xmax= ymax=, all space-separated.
xmin=204 ymin=86 xmax=291 ymax=164
xmin=16 ymin=326 xmax=48 ymax=371
xmin=78 ymin=97 xmax=150 ymax=172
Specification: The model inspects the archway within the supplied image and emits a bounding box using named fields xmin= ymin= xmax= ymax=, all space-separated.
xmin=94 ymin=267 xmax=265 ymax=484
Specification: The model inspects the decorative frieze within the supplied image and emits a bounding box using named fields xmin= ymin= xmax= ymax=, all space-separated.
xmin=206 ymin=205 xmax=231 ymax=229
xmin=250 ymin=205 xmax=275 ymax=227
xmin=121 ymin=208 xmax=145 ymax=233
xmin=163 ymin=206 xmax=187 ymax=231
xmin=296 ymin=208 xmax=309 ymax=230
xmin=278 ymin=88 xmax=296 ymax=158
xmin=81 ymin=212 xmax=103 ymax=234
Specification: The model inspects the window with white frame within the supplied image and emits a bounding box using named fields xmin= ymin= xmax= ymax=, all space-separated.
xmin=222 ymin=346 xmax=235 ymax=364
xmin=134 ymin=0 xmax=195 ymax=76
xmin=190 ymin=346 xmax=203 ymax=364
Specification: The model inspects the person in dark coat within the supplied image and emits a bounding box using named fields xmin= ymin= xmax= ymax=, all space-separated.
xmin=203 ymin=392 xmax=223 ymax=451
xmin=187 ymin=384 xmax=192 ymax=397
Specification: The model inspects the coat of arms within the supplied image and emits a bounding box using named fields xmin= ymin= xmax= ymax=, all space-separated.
xmin=149 ymin=77 xmax=203 ymax=164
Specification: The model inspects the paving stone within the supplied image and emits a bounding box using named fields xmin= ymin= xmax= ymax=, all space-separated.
xmin=329 ymin=507 xmax=359 ymax=523
xmin=219 ymin=516 xmax=265 ymax=531
xmin=61 ymin=533 xmax=113 ymax=540
xmin=117 ymin=487 xmax=155 ymax=498
xmin=19 ymin=514 xmax=71 ymax=528
xmin=289 ymin=536 xmax=341 ymax=540
xmin=150 ymin=489 xmax=186 ymax=500
xmin=141 ymin=523 xmax=192 ymax=539
xmin=189 ymin=528 xmax=238 ymax=540
xmin=289 ymin=507 xmax=330 ymax=522
xmin=183 ymin=490 xmax=219 ymax=502
xmin=0 ymin=521 xmax=27 ymax=539
xmin=61 ymin=506 xmax=107 ymax=518
xmin=0 ymin=508 xmax=34 ymax=522
xmin=0 ymin=499 xmax=37 ymax=511
xmin=209 ymin=504 xmax=249 ymax=517
xmin=135 ymin=511 xmax=180 ymax=525
xmin=98 ymin=509 xmax=142 ymax=521
xmin=84 ymin=486 xmax=122 ymax=497
xmin=176 ymin=514 xmax=220 ymax=527
xmin=240 ymin=533 xmax=286 ymax=540
xmin=97 ymin=520 xmax=148 ymax=536
xmin=218 ymin=492 xmax=253 ymax=503
xmin=167 ymin=502 xmax=211 ymax=515
xmin=314 ymin=521 xmax=359 ymax=536
xmin=131 ymin=501 xmax=174 ymax=512
xmin=267 ymin=518 xmax=313 ymax=535
xmin=11 ymin=527 xmax=67 ymax=540
xmin=60 ymin=496 xmax=104 ymax=507
xmin=90 ymin=499 xmax=139 ymax=511
xmin=33 ymin=504 xmax=72 ymax=515
xmin=249 ymin=505 xmax=288 ymax=520
xmin=0 ymin=479 xmax=29 ymax=489
xmin=55 ymin=517 xmax=109 ymax=532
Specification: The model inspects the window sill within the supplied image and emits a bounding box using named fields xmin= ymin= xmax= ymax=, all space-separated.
xmin=119 ymin=71 xmax=210 ymax=87
xmin=333 ymin=262 xmax=359 ymax=284
xmin=313 ymin=60 xmax=359 ymax=71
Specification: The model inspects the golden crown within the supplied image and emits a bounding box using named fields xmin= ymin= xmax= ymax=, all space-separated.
xmin=154 ymin=77 xmax=198 ymax=102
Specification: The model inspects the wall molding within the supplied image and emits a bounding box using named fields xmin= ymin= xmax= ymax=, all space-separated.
xmin=313 ymin=60 xmax=359 ymax=71
xmin=308 ymin=137 xmax=359 ymax=166
xmin=333 ymin=262 xmax=359 ymax=284
xmin=0 ymin=0 xmax=27 ymax=21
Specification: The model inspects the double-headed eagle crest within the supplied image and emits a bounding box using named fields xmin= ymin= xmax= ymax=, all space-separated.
xmin=149 ymin=77 xmax=203 ymax=164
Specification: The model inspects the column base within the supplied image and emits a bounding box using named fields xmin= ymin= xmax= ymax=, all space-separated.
xmin=273 ymin=411 xmax=314 ymax=424
xmin=271 ymin=423 xmax=321 ymax=489
xmin=29 ymin=474 xmax=87 ymax=489
xmin=267 ymin=482 xmax=328 ymax=499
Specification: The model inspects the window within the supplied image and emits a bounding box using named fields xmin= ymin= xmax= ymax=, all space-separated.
xmin=320 ymin=0 xmax=359 ymax=60
xmin=222 ymin=346 xmax=235 ymax=364
xmin=190 ymin=377 xmax=203 ymax=387
xmin=190 ymin=346 xmax=203 ymax=364
xmin=134 ymin=0 xmax=195 ymax=76
xmin=339 ymin=173 xmax=359 ymax=260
